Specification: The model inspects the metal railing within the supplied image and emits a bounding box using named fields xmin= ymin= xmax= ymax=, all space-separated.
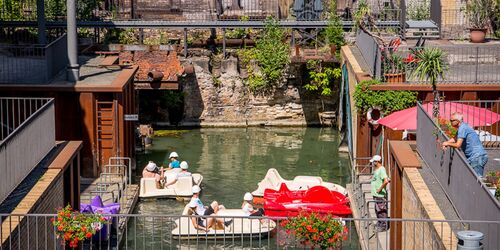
xmin=416 ymin=102 xmax=500 ymax=249
xmin=1 ymin=213 xmax=499 ymax=249
xmin=372 ymin=45 xmax=500 ymax=84
xmin=0 ymin=34 xmax=68 ymax=84
xmin=0 ymin=0 xmax=402 ymax=22
xmin=0 ymin=98 xmax=55 ymax=204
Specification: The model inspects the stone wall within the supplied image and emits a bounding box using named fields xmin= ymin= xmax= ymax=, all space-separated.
xmin=179 ymin=55 xmax=337 ymax=127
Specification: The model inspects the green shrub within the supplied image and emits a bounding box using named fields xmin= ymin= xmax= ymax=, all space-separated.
xmin=353 ymin=79 xmax=417 ymax=115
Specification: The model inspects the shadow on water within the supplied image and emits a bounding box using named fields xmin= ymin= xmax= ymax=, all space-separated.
xmin=128 ymin=127 xmax=359 ymax=249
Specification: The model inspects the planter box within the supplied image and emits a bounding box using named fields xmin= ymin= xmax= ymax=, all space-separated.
xmin=384 ymin=73 xmax=406 ymax=83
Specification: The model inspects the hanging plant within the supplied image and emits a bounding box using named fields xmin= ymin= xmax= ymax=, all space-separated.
xmin=353 ymin=79 xmax=417 ymax=115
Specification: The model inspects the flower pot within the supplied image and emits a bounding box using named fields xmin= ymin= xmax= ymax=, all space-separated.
xmin=384 ymin=73 xmax=406 ymax=83
xmin=239 ymin=67 xmax=248 ymax=79
xmin=469 ymin=28 xmax=487 ymax=43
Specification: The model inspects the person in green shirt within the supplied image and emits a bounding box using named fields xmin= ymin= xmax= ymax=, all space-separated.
xmin=370 ymin=155 xmax=390 ymax=232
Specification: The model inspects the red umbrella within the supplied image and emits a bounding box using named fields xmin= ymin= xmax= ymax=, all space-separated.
xmin=378 ymin=102 xmax=500 ymax=130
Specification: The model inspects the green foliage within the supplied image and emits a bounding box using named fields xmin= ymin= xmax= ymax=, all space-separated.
xmin=103 ymin=28 xmax=138 ymax=44
xmin=353 ymin=0 xmax=371 ymax=31
xmin=407 ymin=0 xmax=430 ymax=20
xmin=384 ymin=53 xmax=405 ymax=74
xmin=324 ymin=1 xmax=345 ymax=49
xmin=250 ymin=17 xmax=290 ymax=91
xmin=163 ymin=90 xmax=184 ymax=109
xmin=305 ymin=60 xmax=341 ymax=96
xmin=237 ymin=48 xmax=255 ymax=67
xmin=353 ymin=79 xmax=418 ymax=115
xmin=411 ymin=47 xmax=448 ymax=88
xmin=466 ymin=0 xmax=496 ymax=29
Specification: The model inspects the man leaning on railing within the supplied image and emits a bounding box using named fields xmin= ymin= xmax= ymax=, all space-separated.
xmin=442 ymin=112 xmax=488 ymax=177
xmin=370 ymin=155 xmax=390 ymax=232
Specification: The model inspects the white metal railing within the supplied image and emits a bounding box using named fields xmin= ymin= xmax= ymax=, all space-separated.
xmin=1 ymin=214 xmax=499 ymax=249
xmin=0 ymin=98 xmax=55 ymax=204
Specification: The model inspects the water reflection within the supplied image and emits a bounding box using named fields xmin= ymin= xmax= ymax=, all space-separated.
xmin=129 ymin=127 xmax=354 ymax=249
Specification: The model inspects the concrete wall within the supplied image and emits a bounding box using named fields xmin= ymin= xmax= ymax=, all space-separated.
xmin=1 ymin=174 xmax=64 ymax=250
xmin=180 ymin=56 xmax=337 ymax=127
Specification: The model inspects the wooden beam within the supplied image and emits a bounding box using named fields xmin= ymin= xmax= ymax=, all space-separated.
xmin=389 ymin=141 xmax=421 ymax=170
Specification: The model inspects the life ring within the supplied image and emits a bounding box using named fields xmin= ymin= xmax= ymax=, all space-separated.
xmin=367 ymin=107 xmax=383 ymax=126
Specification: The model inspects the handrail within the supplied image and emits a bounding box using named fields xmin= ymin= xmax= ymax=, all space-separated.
xmin=0 ymin=98 xmax=53 ymax=145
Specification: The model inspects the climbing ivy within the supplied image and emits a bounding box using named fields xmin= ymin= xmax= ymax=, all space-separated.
xmin=353 ymin=79 xmax=418 ymax=115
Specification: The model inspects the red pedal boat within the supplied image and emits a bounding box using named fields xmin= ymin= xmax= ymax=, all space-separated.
xmin=263 ymin=183 xmax=352 ymax=217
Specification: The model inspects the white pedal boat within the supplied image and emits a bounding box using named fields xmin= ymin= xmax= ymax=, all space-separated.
xmin=171 ymin=206 xmax=276 ymax=239
xmin=252 ymin=168 xmax=346 ymax=197
xmin=139 ymin=169 xmax=203 ymax=198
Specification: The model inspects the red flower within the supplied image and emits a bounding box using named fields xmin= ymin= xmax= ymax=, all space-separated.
xmin=64 ymin=232 xmax=71 ymax=241
xmin=57 ymin=225 xmax=64 ymax=231
xmin=86 ymin=232 xmax=93 ymax=239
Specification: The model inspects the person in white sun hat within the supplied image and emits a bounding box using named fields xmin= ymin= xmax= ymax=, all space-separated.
xmin=370 ymin=155 xmax=390 ymax=232
xmin=165 ymin=151 xmax=180 ymax=169
xmin=164 ymin=161 xmax=192 ymax=188
xmin=186 ymin=198 xmax=230 ymax=231
xmin=241 ymin=192 xmax=264 ymax=216
xmin=142 ymin=161 xmax=164 ymax=189
xmin=189 ymin=185 xmax=232 ymax=227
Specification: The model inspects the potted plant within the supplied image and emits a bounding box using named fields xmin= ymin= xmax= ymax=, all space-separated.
xmin=280 ymin=211 xmax=348 ymax=249
xmin=383 ymin=53 xmax=406 ymax=83
xmin=466 ymin=0 xmax=495 ymax=43
xmin=411 ymin=47 xmax=448 ymax=118
xmin=52 ymin=205 xmax=108 ymax=248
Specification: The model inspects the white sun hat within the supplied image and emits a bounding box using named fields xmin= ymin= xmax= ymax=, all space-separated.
xmin=180 ymin=161 xmax=189 ymax=169
xmin=244 ymin=192 xmax=253 ymax=201
xmin=146 ymin=161 xmax=157 ymax=171
xmin=169 ymin=152 xmax=179 ymax=158
xmin=369 ymin=155 xmax=382 ymax=163
xmin=192 ymin=185 xmax=201 ymax=194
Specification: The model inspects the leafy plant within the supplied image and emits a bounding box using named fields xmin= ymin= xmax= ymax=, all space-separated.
xmin=411 ymin=47 xmax=448 ymax=118
xmin=466 ymin=0 xmax=496 ymax=29
xmin=250 ymin=17 xmax=290 ymax=91
xmin=383 ymin=53 xmax=405 ymax=74
xmin=324 ymin=0 xmax=345 ymax=50
xmin=353 ymin=79 xmax=418 ymax=115
xmin=52 ymin=205 xmax=108 ymax=248
xmin=237 ymin=48 xmax=255 ymax=68
xmin=280 ymin=211 xmax=348 ymax=249
xmin=407 ymin=0 xmax=430 ymax=20
xmin=305 ymin=60 xmax=341 ymax=96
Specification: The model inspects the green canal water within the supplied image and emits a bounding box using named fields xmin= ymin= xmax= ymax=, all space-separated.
xmin=126 ymin=127 xmax=359 ymax=249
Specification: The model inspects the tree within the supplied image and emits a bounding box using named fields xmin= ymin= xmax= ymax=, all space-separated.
xmin=411 ymin=47 xmax=448 ymax=118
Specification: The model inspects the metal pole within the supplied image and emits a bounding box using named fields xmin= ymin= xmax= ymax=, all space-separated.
xmin=67 ymin=0 xmax=80 ymax=81
xmin=36 ymin=0 xmax=46 ymax=44
xmin=184 ymin=28 xmax=188 ymax=58
xmin=474 ymin=47 xmax=479 ymax=83
xmin=222 ymin=28 xmax=226 ymax=58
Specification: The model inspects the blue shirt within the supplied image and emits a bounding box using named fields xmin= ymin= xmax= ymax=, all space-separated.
xmin=457 ymin=123 xmax=486 ymax=159
xmin=169 ymin=160 xmax=180 ymax=168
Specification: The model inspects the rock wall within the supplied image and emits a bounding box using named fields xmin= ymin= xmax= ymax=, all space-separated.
xmin=179 ymin=55 xmax=338 ymax=127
